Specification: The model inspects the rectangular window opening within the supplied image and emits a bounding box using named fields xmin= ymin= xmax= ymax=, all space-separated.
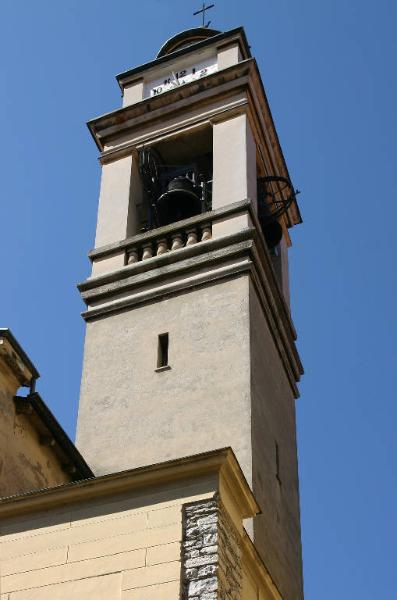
xmin=275 ymin=441 xmax=282 ymax=486
xmin=157 ymin=333 xmax=169 ymax=368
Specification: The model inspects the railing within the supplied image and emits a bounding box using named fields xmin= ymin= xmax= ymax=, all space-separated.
xmin=88 ymin=200 xmax=253 ymax=266
xmin=125 ymin=222 xmax=212 ymax=264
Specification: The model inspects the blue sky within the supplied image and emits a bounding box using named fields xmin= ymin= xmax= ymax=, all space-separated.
xmin=1 ymin=1 xmax=396 ymax=598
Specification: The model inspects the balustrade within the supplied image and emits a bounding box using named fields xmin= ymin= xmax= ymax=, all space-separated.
xmin=125 ymin=222 xmax=212 ymax=266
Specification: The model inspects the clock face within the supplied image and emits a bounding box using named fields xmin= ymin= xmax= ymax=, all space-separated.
xmin=146 ymin=56 xmax=218 ymax=98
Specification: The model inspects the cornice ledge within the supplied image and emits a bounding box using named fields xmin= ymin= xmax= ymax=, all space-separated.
xmin=0 ymin=329 xmax=39 ymax=386
xmin=81 ymin=258 xmax=251 ymax=322
xmin=81 ymin=235 xmax=252 ymax=304
xmin=88 ymin=60 xmax=255 ymax=152
xmin=0 ymin=447 xmax=256 ymax=521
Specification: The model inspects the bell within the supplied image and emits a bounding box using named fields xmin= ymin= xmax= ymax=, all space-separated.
xmin=156 ymin=177 xmax=202 ymax=226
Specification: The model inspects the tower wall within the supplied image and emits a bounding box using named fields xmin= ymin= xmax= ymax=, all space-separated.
xmin=77 ymin=26 xmax=304 ymax=600
xmin=77 ymin=276 xmax=252 ymax=477
xmin=249 ymin=281 xmax=303 ymax=599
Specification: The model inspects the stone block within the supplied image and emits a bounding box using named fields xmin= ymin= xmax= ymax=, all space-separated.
xmin=1 ymin=512 xmax=147 ymax=561
xmin=7 ymin=572 xmax=122 ymax=600
xmin=2 ymin=549 xmax=144 ymax=594
xmin=188 ymin=576 xmax=217 ymax=595
xmin=122 ymin=560 xmax=180 ymax=591
xmin=146 ymin=542 xmax=180 ymax=566
xmin=69 ymin=523 xmax=181 ymax=563
xmin=0 ymin=511 xmax=70 ymax=539
xmin=1 ymin=546 xmax=68 ymax=577
xmin=121 ymin=580 xmax=180 ymax=600
xmin=147 ymin=505 xmax=182 ymax=528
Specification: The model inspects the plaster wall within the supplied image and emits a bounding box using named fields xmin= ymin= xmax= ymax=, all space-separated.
xmin=123 ymin=79 xmax=144 ymax=107
xmin=0 ymin=478 xmax=214 ymax=600
xmin=212 ymin=115 xmax=257 ymax=211
xmin=249 ymin=281 xmax=303 ymax=600
xmin=95 ymin=155 xmax=133 ymax=248
xmin=0 ymin=365 xmax=70 ymax=499
xmin=217 ymin=42 xmax=242 ymax=70
xmin=0 ymin=471 xmax=278 ymax=600
xmin=77 ymin=276 xmax=252 ymax=479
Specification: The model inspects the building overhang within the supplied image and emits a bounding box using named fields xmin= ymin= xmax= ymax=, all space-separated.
xmin=0 ymin=447 xmax=259 ymax=523
xmin=0 ymin=328 xmax=39 ymax=387
xmin=13 ymin=392 xmax=94 ymax=482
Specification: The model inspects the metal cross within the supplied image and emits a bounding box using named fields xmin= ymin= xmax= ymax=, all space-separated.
xmin=193 ymin=2 xmax=215 ymax=28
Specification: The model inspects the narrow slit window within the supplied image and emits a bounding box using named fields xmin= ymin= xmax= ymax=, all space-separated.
xmin=275 ymin=441 xmax=282 ymax=485
xmin=157 ymin=333 xmax=169 ymax=368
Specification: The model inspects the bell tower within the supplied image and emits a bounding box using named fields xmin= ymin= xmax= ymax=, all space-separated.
xmin=76 ymin=26 xmax=304 ymax=600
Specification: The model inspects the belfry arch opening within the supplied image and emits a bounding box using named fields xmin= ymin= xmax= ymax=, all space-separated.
xmin=136 ymin=126 xmax=213 ymax=233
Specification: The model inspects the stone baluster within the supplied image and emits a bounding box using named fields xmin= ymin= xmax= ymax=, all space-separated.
xmin=201 ymin=224 xmax=212 ymax=242
xmin=171 ymin=234 xmax=183 ymax=251
xmin=127 ymin=248 xmax=139 ymax=264
xmin=142 ymin=243 xmax=153 ymax=260
xmin=156 ymin=238 xmax=168 ymax=256
xmin=186 ymin=228 xmax=198 ymax=246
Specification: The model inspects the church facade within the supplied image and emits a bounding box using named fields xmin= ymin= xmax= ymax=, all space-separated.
xmin=0 ymin=26 xmax=304 ymax=600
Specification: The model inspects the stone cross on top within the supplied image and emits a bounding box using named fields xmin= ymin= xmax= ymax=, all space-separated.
xmin=193 ymin=2 xmax=215 ymax=28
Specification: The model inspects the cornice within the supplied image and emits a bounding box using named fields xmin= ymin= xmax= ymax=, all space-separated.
xmin=78 ymin=202 xmax=302 ymax=396
xmin=88 ymin=60 xmax=254 ymax=152
xmin=0 ymin=447 xmax=257 ymax=522
xmin=0 ymin=328 xmax=39 ymax=386
xmin=14 ymin=392 xmax=94 ymax=481
xmin=116 ymin=27 xmax=250 ymax=90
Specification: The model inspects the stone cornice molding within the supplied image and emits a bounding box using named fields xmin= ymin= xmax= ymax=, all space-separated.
xmin=0 ymin=328 xmax=39 ymax=387
xmin=89 ymin=60 xmax=253 ymax=153
xmin=78 ymin=201 xmax=303 ymax=395
xmin=0 ymin=447 xmax=258 ymax=522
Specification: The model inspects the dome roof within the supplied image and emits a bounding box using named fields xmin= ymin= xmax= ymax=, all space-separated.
xmin=157 ymin=28 xmax=221 ymax=58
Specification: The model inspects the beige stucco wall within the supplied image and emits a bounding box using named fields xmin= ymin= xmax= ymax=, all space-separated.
xmin=212 ymin=114 xmax=257 ymax=211
xmin=77 ymin=276 xmax=252 ymax=479
xmin=217 ymin=42 xmax=242 ymax=70
xmin=249 ymin=280 xmax=303 ymax=600
xmin=123 ymin=79 xmax=144 ymax=108
xmin=0 ymin=363 xmax=70 ymax=499
xmin=77 ymin=273 xmax=302 ymax=600
xmin=94 ymin=155 xmax=134 ymax=248
xmin=0 ymin=477 xmax=214 ymax=600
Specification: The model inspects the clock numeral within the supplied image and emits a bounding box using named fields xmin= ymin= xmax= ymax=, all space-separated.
xmin=150 ymin=62 xmax=216 ymax=97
